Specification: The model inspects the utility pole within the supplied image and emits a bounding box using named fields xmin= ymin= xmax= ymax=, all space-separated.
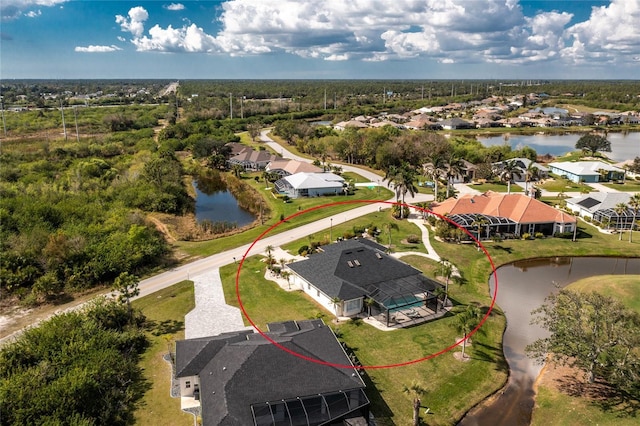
xmin=324 ymin=88 xmax=327 ymax=110
xmin=73 ymin=106 xmax=79 ymax=142
xmin=229 ymin=93 xmax=233 ymax=119
xmin=60 ymin=100 xmax=67 ymax=141
xmin=240 ymin=96 xmax=244 ymax=119
xmin=0 ymin=100 xmax=6 ymax=137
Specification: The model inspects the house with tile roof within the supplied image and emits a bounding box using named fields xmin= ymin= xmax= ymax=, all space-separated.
xmin=228 ymin=148 xmax=278 ymax=171
xmin=287 ymin=239 xmax=443 ymax=328
xmin=266 ymin=159 xmax=322 ymax=177
xmin=274 ymin=172 xmax=345 ymax=198
xmin=430 ymin=191 xmax=576 ymax=237
xmin=175 ymin=319 xmax=370 ymax=426
xmin=548 ymin=161 xmax=625 ymax=183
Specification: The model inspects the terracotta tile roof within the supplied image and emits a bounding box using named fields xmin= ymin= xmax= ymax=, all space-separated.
xmin=431 ymin=191 xmax=575 ymax=224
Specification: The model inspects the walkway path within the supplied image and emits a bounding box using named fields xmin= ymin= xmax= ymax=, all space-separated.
xmin=184 ymin=269 xmax=250 ymax=339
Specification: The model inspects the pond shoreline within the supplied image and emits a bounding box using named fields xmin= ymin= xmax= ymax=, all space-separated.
xmin=458 ymin=255 xmax=640 ymax=426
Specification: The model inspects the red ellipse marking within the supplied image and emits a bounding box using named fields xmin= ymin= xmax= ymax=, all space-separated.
xmin=235 ymin=199 xmax=498 ymax=369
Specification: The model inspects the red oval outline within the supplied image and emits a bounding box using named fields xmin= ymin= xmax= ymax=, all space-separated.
xmin=235 ymin=199 xmax=498 ymax=369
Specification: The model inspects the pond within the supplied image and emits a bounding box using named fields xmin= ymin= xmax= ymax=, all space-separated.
xmin=477 ymin=131 xmax=640 ymax=162
xmin=193 ymin=176 xmax=256 ymax=228
xmin=459 ymin=256 xmax=640 ymax=426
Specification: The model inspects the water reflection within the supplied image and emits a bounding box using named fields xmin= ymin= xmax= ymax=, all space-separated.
xmin=459 ymin=256 xmax=640 ymax=426
xmin=193 ymin=175 xmax=256 ymax=227
xmin=478 ymin=132 xmax=640 ymax=162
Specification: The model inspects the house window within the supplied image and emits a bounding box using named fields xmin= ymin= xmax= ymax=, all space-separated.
xmin=185 ymin=381 xmax=191 ymax=389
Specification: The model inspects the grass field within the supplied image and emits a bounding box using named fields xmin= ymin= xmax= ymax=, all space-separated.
xmin=538 ymin=176 xmax=593 ymax=193
xmin=132 ymin=281 xmax=195 ymax=426
xmin=531 ymin=275 xmax=640 ymax=426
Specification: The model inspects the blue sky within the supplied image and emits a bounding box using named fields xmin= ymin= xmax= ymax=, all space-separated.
xmin=2 ymin=0 xmax=639 ymax=79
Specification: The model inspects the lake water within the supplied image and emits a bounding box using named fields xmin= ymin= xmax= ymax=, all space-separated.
xmin=459 ymin=256 xmax=640 ymax=426
xmin=193 ymin=178 xmax=256 ymax=227
xmin=478 ymin=132 xmax=640 ymax=162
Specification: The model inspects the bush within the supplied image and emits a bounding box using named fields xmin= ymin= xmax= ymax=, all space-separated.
xmin=406 ymin=234 xmax=421 ymax=244
xmin=554 ymin=231 xmax=574 ymax=239
xmin=522 ymin=232 xmax=532 ymax=240
xmin=534 ymin=232 xmax=545 ymax=239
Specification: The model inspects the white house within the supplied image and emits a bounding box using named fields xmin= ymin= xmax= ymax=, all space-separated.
xmin=274 ymin=172 xmax=345 ymax=198
xmin=548 ymin=161 xmax=626 ymax=183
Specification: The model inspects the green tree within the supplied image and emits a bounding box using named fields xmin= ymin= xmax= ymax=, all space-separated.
xmin=575 ymin=134 xmax=612 ymax=157
xmin=614 ymin=202 xmax=628 ymax=240
xmin=628 ymin=194 xmax=640 ymax=243
xmin=496 ymin=159 xmax=523 ymax=194
xmin=526 ymin=289 xmax=640 ymax=389
xmin=443 ymin=155 xmax=463 ymax=198
xmin=112 ymin=271 xmax=140 ymax=320
xmin=436 ymin=259 xmax=454 ymax=306
xmin=454 ymin=304 xmax=482 ymax=359
xmin=385 ymin=162 xmax=418 ymax=218
xmin=402 ymin=380 xmax=428 ymax=426
xmin=247 ymin=122 xmax=262 ymax=141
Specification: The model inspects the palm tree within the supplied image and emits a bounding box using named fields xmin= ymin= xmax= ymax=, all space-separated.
xmin=628 ymin=194 xmax=640 ymax=243
xmin=330 ymin=297 xmax=343 ymax=318
xmin=496 ymin=159 xmax=523 ymax=194
xmin=423 ymin=155 xmax=446 ymax=201
xmin=383 ymin=222 xmax=399 ymax=252
xmin=455 ymin=304 xmax=482 ymax=359
xmin=261 ymin=170 xmax=272 ymax=188
xmin=471 ymin=214 xmax=490 ymax=246
xmin=231 ymin=163 xmax=245 ymax=178
xmin=443 ymin=155 xmax=463 ymax=198
xmin=437 ymin=259 xmax=453 ymax=306
xmin=280 ymin=270 xmax=291 ymax=289
xmin=524 ymin=162 xmax=540 ymax=195
xmin=364 ymin=297 xmax=376 ymax=318
xmin=385 ymin=162 xmax=418 ymax=218
xmin=614 ymin=202 xmax=629 ymax=241
xmin=402 ymin=380 xmax=428 ymax=426
xmin=265 ymin=245 xmax=275 ymax=269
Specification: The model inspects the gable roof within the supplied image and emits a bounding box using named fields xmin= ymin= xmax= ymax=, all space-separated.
xmin=176 ymin=320 xmax=366 ymax=426
xmin=230 ymin=149 xmax=277 ymax=164
xmin=288 ymin=239 xmax=441 ymax=304
xmin=431 ymin=191 xmax=576 ymax=225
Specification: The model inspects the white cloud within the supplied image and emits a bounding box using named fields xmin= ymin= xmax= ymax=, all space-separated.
xmin=164 ymin=3 xmax=185 ymax=11
xmin=75 ymin=45 xmax=122 ymax=53
xmin=1 ymin=0 xmax=67 ymax=20
xmin=116 ymin=6 xmax=149 ymax=38
xmin=562 ymin=0 xmax=640 ymax=65
xmin=25 ymin=9 xmax=41 ymax=18
xmin=113 ymin=0 xmax=640 ymax=69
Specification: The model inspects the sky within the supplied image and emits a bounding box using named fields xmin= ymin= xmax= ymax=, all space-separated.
xmin=1 ymin=0 xmax=639 ymax=80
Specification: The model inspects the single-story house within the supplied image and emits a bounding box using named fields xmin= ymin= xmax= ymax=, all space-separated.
xmin=566 ymin=192 xmax=638 ymax=229
xmin=287 ymin=239 xmax=443 ymax=327
xmin=430 ymin=191 xmax=576 ymax=237
xmin=548 ymin=161 xmax=626 ymax=183
xmin=175 ymin=319 xmax=370 ymax=426
xmin=274 ymin=172 xmax=345 ymax=198
xmin=228 ymin=148 xmax=278 ymax=171
xmin=333 ymin=120 xmax=369 ymax=131
xmin=266 ymin=159 xmax=322 ymax=177
xmin=439 ymin=117 xmax=474 ymax=130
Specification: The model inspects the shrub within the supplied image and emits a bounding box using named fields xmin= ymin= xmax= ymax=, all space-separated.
xmin=554 ymin=231 xmax=574 ymax=239
xmin=298 ymin=245 xmax=309 ymax=255
xmin=522 ymin=232 xmax=532 ymax=240
xmin=534 ymin=232 xmax=545 ymax=239
xmin=406 ymin=234 xmax=421 ymax=244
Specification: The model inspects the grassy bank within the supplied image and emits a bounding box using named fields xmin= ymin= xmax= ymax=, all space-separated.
xmin=132 ymin=281 xmax=195 ymax=426
xmin=531 ymin=275 xmax=640 ymax=426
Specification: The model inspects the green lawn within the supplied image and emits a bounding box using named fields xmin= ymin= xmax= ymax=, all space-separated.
xmin=531 ymin=274 xmax=640 ymax=426
xmin=176 ymin=173 xmax=394 ymax=258
xmin=538 ymin=176 xmax=593 ymax=193
xmin=470 ymin=181 xmax=523 ymax=193
xmin=132 ymin=281 xmax=196 ymax=426
xmin=601 ymin=180 xmax=640 ymax=192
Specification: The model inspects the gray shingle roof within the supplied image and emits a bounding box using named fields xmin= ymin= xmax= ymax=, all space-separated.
xmin=176 ymin=320 xmax=366 ymax=426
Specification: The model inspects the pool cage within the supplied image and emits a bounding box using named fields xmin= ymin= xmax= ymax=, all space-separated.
xmin=446 ymin=213 xmax=518 ymax=239
xmin=365 ymin=274 xmax=442 ymax=327
xmin=251 ymin=388 xmax=369 ymax=426
xmin=593 ymin=208 xmax=638 ymax=230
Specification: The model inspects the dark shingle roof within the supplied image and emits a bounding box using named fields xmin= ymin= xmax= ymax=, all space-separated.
xmin=288 ymin=239 xmax=441 ymax=305
xmin=176 ymin=320 xmax=366 ymax=426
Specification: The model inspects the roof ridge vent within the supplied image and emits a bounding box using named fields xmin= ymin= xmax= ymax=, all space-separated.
xmin=353 ymin=259 xmax=361 ymax=266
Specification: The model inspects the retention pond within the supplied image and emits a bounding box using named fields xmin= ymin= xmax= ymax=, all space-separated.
xmin=459 ymin=256 xmax=640 ymax=426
